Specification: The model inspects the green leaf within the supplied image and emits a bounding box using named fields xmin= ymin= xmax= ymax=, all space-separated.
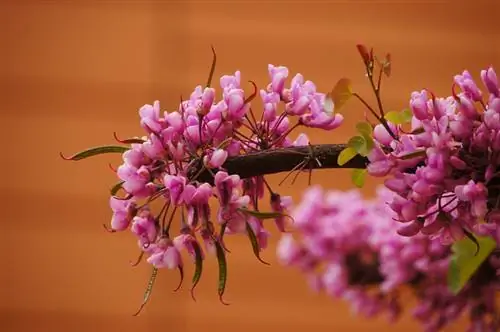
xmin=190 ymin=241 xmax=203 ymax=301
xmin=348 ymin=136 xmax=365 ymax=151
xmin=60 ymin=145 xmax=129 ymax=161
xmin=238 ymin=207 xmax=284 ymax=220
xmin=337 ymin=147 xmax=358 ymax=166
xmin=133 ymin=267 xmax=158 ymax=316
xmin=384 ymin=111 xmax=403 ymax=124
xmin=351 ymin=169 xmax=367 ymax=188
xmin=245 ymin=221 xmax=270 ymax=265
xmin=400 ymin=108 xmax=413 ymax=123
xmin=448 ymin=235 xmax=496 ymax=295
xmin=384 ymin=109 xmax=413 ymax=125
xmin=110 ymin=181 xmax=125 ymax=196
xmin=215 ymin=239 xmax=229 ymax=305
xmin=356 ymin=122 xmax=373 ymax=137
xmin=331 ymin=78 xmax=352 ymax=110
xmin=348 ymin=135 xmax=372 ymax=157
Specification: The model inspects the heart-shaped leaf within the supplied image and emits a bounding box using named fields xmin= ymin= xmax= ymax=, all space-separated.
xmin=331 ymin=78 xmax=353 ymax=111
xmin=337 ymin=147 xmax=357 ymax=166
xmin=448 ymin=235 xmax=496 ymax=294
xmin=351 ymin=169 xmax=367 ymax=188
xmin=356 ymin=122 xmax=373 ymax=137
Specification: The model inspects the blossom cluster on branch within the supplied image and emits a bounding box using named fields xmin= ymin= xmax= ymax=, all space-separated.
xmin=278 ymin=186 xmax=500 ymax=332
xmin=61 ymin=45 xmax=500 ymax=331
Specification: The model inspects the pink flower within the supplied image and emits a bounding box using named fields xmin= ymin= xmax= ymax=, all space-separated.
xmin=454 ymin=180 xmax=488 ymax=218
xmin=203 ymin=149 xmax=228 ymax=169
xmin=182 ymin=183 xmax=212 ymax=207
xmin=147 ymin=238 xmax=182 ymax=269
xmin=139 ymin=100 xmax=164 ymax=133
xmin=454 ymin=70 xmax=482 ymax=102
xmin=109 ymin=197 xmax=136 ymax=231
xmin=480 ymin=66 xmax=499 ymax=96
xmin=163 ymin=174 xmax=187 ymax=206
xmin=214 ymin=171 xmax=241 ymax=207
xmin=131 ymin=214 xmax=157 ymax=248
xmin=267 ymin=64 xmax=289 ymax=94
xmin=117 ymin=164 xmax=152 ymax=197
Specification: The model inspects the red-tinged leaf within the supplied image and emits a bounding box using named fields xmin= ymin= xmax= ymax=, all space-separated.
xmin=331 ymin=78 xmax=353 ymax=111
xmin=214 ymin=239 xmax=229 ymax=305
xmin=110 ymin=181 xmax=125 ymax=196
xmin=133 ymin=267 xmax=158 ymax=316
xmin=383 ymin=53 xmax=392 ymax=77
xmin=102 ymin=224 xmax=116 ymax=233
xmin=60 ymin=145 xmax=129 ymax=161
xmin=245 ymin=221 xmax=270 ymax=265
xmin=129 ymin=251 xmax=144 ymax=267
xmin=356 ymin=44 xmax=371 ymax=65
xmin=173 ymin=264 xmax=184 ymax=292
xmin=113 ymin=132 xmax=145 ymax=144
xmin=206 ymin=45 xmax=217 ymax=88
xmin=190 ymin=241 xmax=204 ymax=301
xmin=244 ymin=80 xmax=258 ymax=104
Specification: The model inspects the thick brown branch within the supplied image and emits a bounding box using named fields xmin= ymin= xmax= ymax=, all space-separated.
xmin=194 ymin=144 xmax=369 ymax=183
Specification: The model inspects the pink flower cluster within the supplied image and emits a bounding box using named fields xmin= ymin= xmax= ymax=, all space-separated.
xmin=278 ymin=186 xmax=500 ymax=332
xmin=368 ymin=67 xmax=500 ymax=244
xmin=107 ymin=64 xmax=343 ymax=293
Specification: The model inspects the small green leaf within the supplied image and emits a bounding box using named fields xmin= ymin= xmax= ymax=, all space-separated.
xmin=348 ymin=136 xmax=365 ymax=151
xmin=190 ymin=241 xmax=204 ymax=301
xmin=351 ymin=169 xmax=367 ymax=188
xmin=348 ymin=135 xmax=371 ymax=157
xmin=245 ymin=221 xmax=270 ymax=265
xmin=448 ymin=235 xmax=496 ymax=294
xmin=399 ymin=149 xmax=427 ymax=160
xmin=133 ymin=267 xmax=158 ymax=316
xmin=331 ymin=78 xmax=352 ymax=110
xmin=215 ymin=239 xmax=229 ymax=305
xmin=400 ymin=108 xmax=413 ymax=123
xmin=356 ymin=122 xmax=373 ymax=137
xmin=60 ymin=145 xmax=129 ymax=161
xmin=384 ymin=111 xmax=403 ymax=124
xmin=238 ymin=207 xmax=284 ymax=219
xmin=337 ymin=147 xmax=358 ymax=166
xmin=110 ymin=181 xmax=125 ymax=196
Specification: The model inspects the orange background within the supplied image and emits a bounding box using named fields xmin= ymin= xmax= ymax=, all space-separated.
xmin=2 ymin=1 xmax=499 ymax=331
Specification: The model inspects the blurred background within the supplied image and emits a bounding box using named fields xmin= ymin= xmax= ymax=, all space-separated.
xmin=1 ymin=1 xmax=499 ymax=331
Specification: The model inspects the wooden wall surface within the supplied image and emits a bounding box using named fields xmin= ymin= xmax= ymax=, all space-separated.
xmin=1 ymin=1 xmax=499 ymax=331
